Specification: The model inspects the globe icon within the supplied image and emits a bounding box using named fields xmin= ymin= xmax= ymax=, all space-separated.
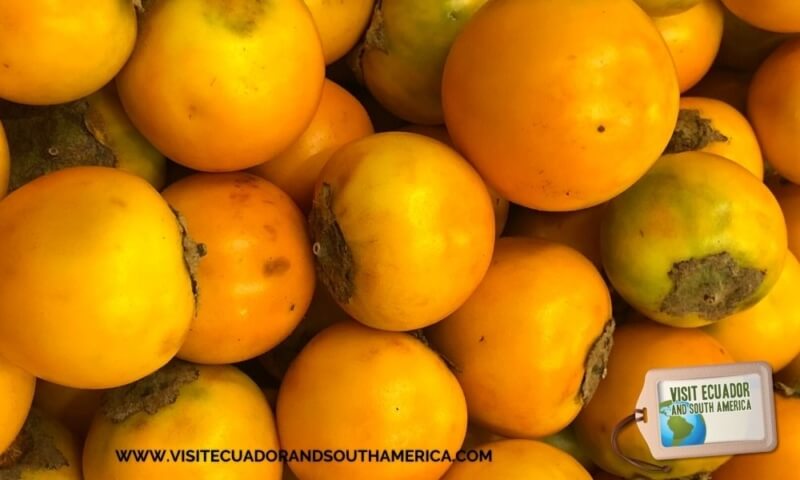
xmin=659 ymin=400 xmax=707 ymax=447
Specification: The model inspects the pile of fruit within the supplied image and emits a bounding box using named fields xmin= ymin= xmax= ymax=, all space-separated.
xmin=1 ymin=0 xmax=800 ymax=478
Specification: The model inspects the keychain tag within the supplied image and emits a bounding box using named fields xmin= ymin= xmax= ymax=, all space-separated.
xmin=612 ymin=362 xmax=777 ymax=471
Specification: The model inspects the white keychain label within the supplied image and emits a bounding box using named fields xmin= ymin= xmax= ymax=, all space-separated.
xmin=612 ymin=362 xmax=777 ymax=472
xmin=635 ymin=362 xmax=777 ymax=460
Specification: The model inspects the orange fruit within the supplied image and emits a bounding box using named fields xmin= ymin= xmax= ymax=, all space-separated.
xmin=0 ymin=0 xmax=136 ymax=105
xmin=773 ymin=181 xmax=800 ymax=258
xmin=748 ymin=38 xmax=800 ymax=184
xmin=117 ymin=0 xmax=325 ymax=172
xmin=0 ymin=355 xmax=35 ymax=453
xmin=427 ymin=237 xmax=613 ymax=438
xmin=304 ymin=0 xmax=374 ymax=64
xmin=442 ymin=0 xmax=679 ymax=211
xmin=653 ymin=0 xmax=724 ymax=93
xmin=667 ymin=96 xmax=763 ymax=178
xmin=277 ymin=321 xmax=467 ymax=480
xmin=250 ymin=80 xmax=374 ymax=212
xmin=162 ymin=173 xmax=316 ymax=364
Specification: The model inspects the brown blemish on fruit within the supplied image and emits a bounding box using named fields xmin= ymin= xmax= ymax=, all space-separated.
xmin=665 ymin=109 xmax=728 ymax=154
xmin=579 ymin=318 xmax=615 ymax=404
xmin=100 ymin=360 xmax=200 ymax=424
xmin=660 ymin=252 xmax=765 ymax=321
xmin=263 ymin=257 xmax=290 ymax=276
xmin=0 ymin=410 xmax=69 ymax=480
xmin=309 ymin=183 xmax=355 ymax=304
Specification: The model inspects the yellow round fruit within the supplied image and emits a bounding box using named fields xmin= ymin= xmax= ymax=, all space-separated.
xmin=0 ymin=0 xmax=136 ymax=105
xmin=117 ymin=0 xmax=325 ymax=172
xmin=277 ymin=321 xmax=468 ymax=480
xmin=310 ymin=132 xmax=495 ymax=331
xmin=83 ymin=362 xmax=282 ymax=480
xmin=0 ymin=167 xmax=194 ymax=389
xmin=427 ymin=237 xmax=613 ymax=438
xmin=0 ymin=355 xmax=35 ymax=453
xmin=304 ymin=0 xmax=374 ymax=64
xmin=704 ymin=252 xmax=800 ymax=371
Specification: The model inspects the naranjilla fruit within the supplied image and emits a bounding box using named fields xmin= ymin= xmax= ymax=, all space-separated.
xmin=442 ymin=0 xmax=679 ymax=211
xmin=0 ymin=410 xmax=83 ymax=480
xmin=277 ymin=321 xmax=468 ymax=480
xmin=82 ymin=362 xmax=282 ymax=480
xmin=116 ymin=0 xmax=325 ymax=172
xmin=601 ymin=152 xmax=787 ymax=328
xmin=0 ymin=355 xmax=35 ymax=454
xmin=0 ymin=0 xmax=136 ymax=105
xmin=427 ymin=237 xmax=614 ymax=439
xmin=0 ymin=167 xmax=194 ymax=389
xmin=309 ymin=132 xmax=495 ymax=331
xmin=162 ymin=173 xmax=316 ymax=365
xmin=574 ymin=322 xmax=733 ymax=478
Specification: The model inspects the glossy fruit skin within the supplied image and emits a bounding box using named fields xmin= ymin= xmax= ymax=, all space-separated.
xmin=0 ymin=0 xmax=136 ymax=105
xmin=720 ymin=0 xmax=800 ymax=33
xmin=276 ymin=321 xmax=468 ymax=480
xmin=686 ymin=69 xmax=751 ymax=113
xmin=0 ymin=121 xmax=8 ymax=199
xmin=574 ymin=322 xmax=733 ymax=478
xmin=357 ymin=0 xmax=488 ymax=125
xmin=773 ymin=182 xmax=800 ymax=258
xmin=427 ymin=237 xmax=612 ymax=438
xmin=83 ymin=363 xmax=282 ymax=480
xmin=117 ymin=0 xmax=325 ymax=172
xmin=653 ymin=0 xmax=724 ymax=93
xmin=0 ymin=355 xmax=35 ymax=453
xmin=704 ymin=252 xmax=800 ymax=371
xmin=504 ymin=204 xmax=605 ymax=267
xmin=441 ymin=439 xmax=592 ymax=480
xmin=0 ymin=167 xmax=194 ymax=389
xmin=250 ymin=80 xmax=374 ymax=213
xmin=673 ymin=97 xmax=763 ymax=178
xmin=748 ymin=39 xmax=800 ymax=184
xmin=311 ymin=132 xmax=495 ymax=331
xmin=32 ymin=381 xmax=105 ymax=441
xmin=712 ymin=393 xmax=800 ymax=479
xmin=304 ymin=0 xmax=374 ymax=64
xmin=601 ymin=152 xmax=787 ymax=328
xmin=442 ymin=0 xmax=679 ymax=211
xmin=163 ymin=173 xmax=316 ymax=364
xmin=400 ymin=124 xmax=510 ymax=235
xmin=634 ymin=0 xmax=700 ymax=16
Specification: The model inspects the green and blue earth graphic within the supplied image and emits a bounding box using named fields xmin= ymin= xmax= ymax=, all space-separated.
xmin=659 ymin=400 xmax=707 ymax=447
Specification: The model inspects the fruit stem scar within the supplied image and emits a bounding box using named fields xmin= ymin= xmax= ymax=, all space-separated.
xmin=659 ymin=252 xmax=765 ymax=321
xmin=0 ymin=410 xmax=68 ymax=480
xmin=171 ymin=208 xmax=207 ymax=311
xmin=665 ymin=109 xmax=728 ymax=154
xmin=100 ymin=360 xmax=200 ymax=424
xmin=308 ymin=183 xmax=356 ymax=305
xmin=579 ymin=318 xmax=615 ymax=405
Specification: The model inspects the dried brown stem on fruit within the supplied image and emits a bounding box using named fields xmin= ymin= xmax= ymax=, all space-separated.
xmin=0 ymin=411 xmax=68 ymax=480
xmin=309 ymin=183 xmax=356 ymax=305
xmin=665 ymin=109 xmax=728 ymax=154
xmin=660 ymin=252 xmax=765 ymax=321
xmin=579 ymin=318 xmax=616 ymax=404
xmin=100 ymin=360 xmax=200 ymax=424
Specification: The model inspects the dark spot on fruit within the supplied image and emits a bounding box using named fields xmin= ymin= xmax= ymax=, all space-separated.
xmin=597 ymin=125 xmax=606 ymax=133
xmin=290 ymin=304 xmax=296 ymax=311
xmin=565 ymin=191 xmax=571 ymax=196
xmin=448 ymin=10 xmax=458 ymax=20
xmin=395 ymin=407 xmax=400 ymax=412
xmin=110 ymin=197 xmax=127 ymax=208
xmin=263 ymin=257 xmax=290 ymax=276
xmin=263 ymin=224 xmax=277 ymax=240
xmin=188 ymin=105 xmax=197 ymax=119
xmin=2 ymin=63 xmax=9 ymax=69
xmin=639 ymin=230 xmax=644 ymax=237
xmin=479 ymin=336 xmax=485 ymax=343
